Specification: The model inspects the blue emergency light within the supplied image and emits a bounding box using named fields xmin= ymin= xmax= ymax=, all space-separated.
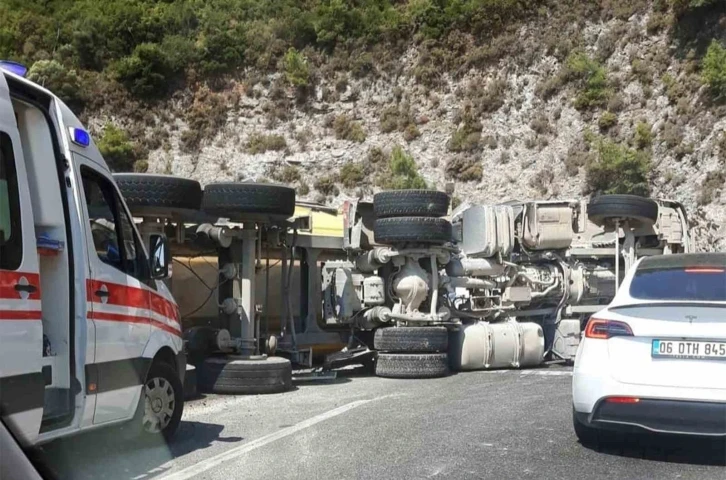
xmin=70 ymin=128 xmax=90 ymax=147
xmin=0 ymin=60 xmax=28 ymax=77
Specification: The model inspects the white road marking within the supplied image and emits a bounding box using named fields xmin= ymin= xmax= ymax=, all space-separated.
xmin=489 ymin=369 xmax=573 ymax=376
xmin=157 ymin=397 xmax=386 ymax=480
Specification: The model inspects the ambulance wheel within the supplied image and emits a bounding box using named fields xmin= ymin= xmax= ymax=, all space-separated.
xmin=140 ymin=362 xmax=184 ymax=441
xmin=114 ymin=173 xmax=203 ymax=218
xmin=202 ymin=183 xmax=296 ymax=221
xmin=197 ymin=356 xmax=292 ymax=395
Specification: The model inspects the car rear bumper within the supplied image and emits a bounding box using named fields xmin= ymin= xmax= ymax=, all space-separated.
xmin=576 ymin=399 xmax=726 ymax=436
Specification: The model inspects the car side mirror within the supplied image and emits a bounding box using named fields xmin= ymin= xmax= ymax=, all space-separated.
xmin=149 ymin=234 xmax=170 ymax=279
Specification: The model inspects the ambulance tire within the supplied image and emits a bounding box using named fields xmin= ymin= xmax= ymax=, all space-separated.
xmin=197 ymin=356 xmax=292 ymax=395
xmin=373 ymin=217 xmax=452 ymax=245
xmin=202 ymin=183 xmax=296 ymax=220
xmin=373 ymin=190 xmax=450 ymax=218
xmin=374 ymin=327 xmax=449 ymax=353
xmin=113 ymin=174 xmax=203 ymax=216
xmin=375 ymin=353 xmax=450 ymax=379
xmin=587 ymin=195 xmax=658 ymax=227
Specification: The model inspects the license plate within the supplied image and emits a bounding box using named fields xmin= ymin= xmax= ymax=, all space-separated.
xmin=652 ymin=339 xmax=726 ymax=360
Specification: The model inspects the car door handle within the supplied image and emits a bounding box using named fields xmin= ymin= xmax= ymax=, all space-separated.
xmin=14 ymin=283 xmax=37 ymax=294
xmin=94 ymin=290 xmax=109 ymax=298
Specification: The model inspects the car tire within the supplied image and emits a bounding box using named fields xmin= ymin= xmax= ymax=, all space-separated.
xmin=197 ymin=356 xmax=292 ymax=395
xmin=374 ymin=217 xmax=452 ymax=245
xmin=373 ymin=190 xmax=450 ymax=218
xmin=375 ymin=353 xmax=450 ymax=379
xmin=374 ymin=327 xmax=448 ymax=353
xmin=113 ymin=174 xmax=203 ymax=217
xmin=587 ymin=194 xmax=659 ymax=226
xmin=572 ymin=408 xmax=600 ymax=448
xmin=202 ymin=183 xmax=296 ymax=220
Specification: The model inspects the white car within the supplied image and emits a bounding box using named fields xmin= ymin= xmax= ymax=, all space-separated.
xmin=572 ymin=253 xmax=726 ymax=444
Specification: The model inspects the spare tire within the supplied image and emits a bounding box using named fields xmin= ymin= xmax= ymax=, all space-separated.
xmin=197 ymin=356 xmax=292 ymax=395
xmin=374 ymin=327 xmax=448 ymax=353
xmin=375 ymin=353 xmax=449 ymax=379
xmin=374 ymin=217 xmax=452 ymax=245
xmin=114 ymin=174 xmax=203 ymax=216
xmin=374 ymin=190 xmax=449 ymax=218
xmin=202 ymin=183 xmax=296 ymax=221
xmin=587 ymin=195 xmax=659 ymax=226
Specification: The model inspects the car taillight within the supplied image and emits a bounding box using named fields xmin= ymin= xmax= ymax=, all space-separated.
xmin=584 ymin=318 xmax=633 ymax=339
xmin=605 ymin=396 xmax=640 ymax=404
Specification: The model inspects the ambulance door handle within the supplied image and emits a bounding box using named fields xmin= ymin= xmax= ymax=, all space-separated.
xmin=94 ymin=290 xmax=109 ymax=299
xmin=14 ymin=283 xmax=37 ymax=294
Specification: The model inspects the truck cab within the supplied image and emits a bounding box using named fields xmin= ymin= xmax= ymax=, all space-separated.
xmin=0 ymin=64 xmax=184 ymax=446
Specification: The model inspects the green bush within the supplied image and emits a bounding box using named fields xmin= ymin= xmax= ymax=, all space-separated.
xmin=378 ymin=146 xmax=427 ymax=190
xmin=702 ymin=40 xmax=726 ymax=101
xmin=27 ymin=60 xmax=85 ymax=109
xmin=314 ymin=175 xmax=339 ymax=196
xmin=97 ymin=123 xmax=138 ymax=172
xmin=633 ymin=121 xmax=653 ymax=149
xmin=565 ymin=51 xmax=611 ymax=110
xmin=271 ymin=164 xmax=301 ymax=183
xmin=585 ymin=138 xmax=651 ymax=196
xmin=445 ymin=156 xmax=483 ymax=182
xmin=598 ymin=111 xmax=617 ymax=131
xmin=246 ymin=133 xmax=287 ymax=154
xmin=333 ymin=115 xmax=366 ymax=143
xmin=339 ymin=163 xmax=366 ymax=188
xmin=110 ymin=43 xmax=173 ymax=98
xmin=698 ymin=170 xmax=725 ymax=205
xmin=448 ymin=116 xmax=483 ymax=152
xmin=283 ymin=48 xmax=311 ymax=87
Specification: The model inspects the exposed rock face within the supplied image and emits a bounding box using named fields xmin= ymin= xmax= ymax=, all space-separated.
xmin=142 ymin=13 xmax=724 ymax=252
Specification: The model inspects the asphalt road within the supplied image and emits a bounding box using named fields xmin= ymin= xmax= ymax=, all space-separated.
xmin=36 ymin=365 xmax=726 ymax=480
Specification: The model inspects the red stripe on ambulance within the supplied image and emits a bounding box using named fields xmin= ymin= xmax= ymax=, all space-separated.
xmin=0 ymin=271 xmax=42 ymax=300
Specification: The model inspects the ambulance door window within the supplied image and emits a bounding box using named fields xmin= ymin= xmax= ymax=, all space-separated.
xmin=0 ymin=132 xmax=21 ymax=270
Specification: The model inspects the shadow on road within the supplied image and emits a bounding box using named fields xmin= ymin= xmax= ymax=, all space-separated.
xmin=33 ymin=420 xmax=243 ymax=480
xmin=588 ymin=434 xmax=726 ymax=466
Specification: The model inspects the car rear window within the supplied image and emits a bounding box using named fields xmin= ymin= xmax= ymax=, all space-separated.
xmin=630 ymin=267 xmax=726 ymax=302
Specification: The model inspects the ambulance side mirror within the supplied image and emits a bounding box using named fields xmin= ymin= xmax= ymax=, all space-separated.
xmin=149 ymin=234 xmax=170 ymax=279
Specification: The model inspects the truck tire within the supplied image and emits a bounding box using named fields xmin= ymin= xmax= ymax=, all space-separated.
xmin=184 ymin=365 xmax=198 ymax=400
xmin=113 ymin=174 xmax=203 ymax=216
xmin=375 ymin=353 xmax=450 ymax=379
xmin=374 ymin=217 xmax=452 ymax=245
xmin=141 ymin=362 xmax=184 ymax=441
xmin=202 ymin=183 xmax=295 ymax=220
xmin=374 ymin=327 xmax=448 ymax=353
xmin=197 ymin=356 xmax=292 ymax=394
xmin=374 ymin=190 xmax=449 ymax=218
xmin=587 ymin=195 xmax=658 ymax=226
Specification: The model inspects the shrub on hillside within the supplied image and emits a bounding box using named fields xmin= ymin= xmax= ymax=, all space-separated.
xmin=565 ymin=51 xmax=611 ymax=110
xmin=246 ymin=133 xmax=287 ymax=154
xmin=585 ymin=139 xmax=651 ymax=196
xmin=339 ymin=163 xmax=366 ymax=188
xmin=110 ymin=43 xmax=174 ymax=98
xmin=702 ymin=40 xmax=726 ymax=101
xmin=27 ymin=60 xmax=85 ymax=109
xmin=448 ymin=116 xmax=483 ymax=152
xmin=283 ymin=48 xmax=311 ymax=87
xmin=97 ymin=123 xmax=139 ymax=172
xmin=445 ymin=156 xmax=483 ymax=182
xmin=633 ymin=121 xmax=653 ymax=149
xmin=333 ymin=115 xmax=366 ymax=142
xmin=377 ymin=146 xmax=427 ymax=190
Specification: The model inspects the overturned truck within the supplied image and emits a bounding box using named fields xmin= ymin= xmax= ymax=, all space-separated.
xmin=324 ymin=191 xmax=691 ymax=378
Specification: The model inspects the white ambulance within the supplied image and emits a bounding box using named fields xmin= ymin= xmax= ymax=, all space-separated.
xmin=0 ymin=62 xmax=184 ymax=446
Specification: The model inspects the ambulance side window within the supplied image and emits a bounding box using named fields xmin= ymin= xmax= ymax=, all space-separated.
xmin=0 ymin=132 xmax=22 ymax=270
xmin=81 ymin=167 xmax=147 ymax=280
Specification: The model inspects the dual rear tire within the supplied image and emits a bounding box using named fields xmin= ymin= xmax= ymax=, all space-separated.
xmin=374 ymin=327 xmax=450 ymax=379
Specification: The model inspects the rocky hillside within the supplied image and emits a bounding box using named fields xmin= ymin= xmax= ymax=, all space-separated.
xmin=6 ymin=1 xmax=726 ymax=250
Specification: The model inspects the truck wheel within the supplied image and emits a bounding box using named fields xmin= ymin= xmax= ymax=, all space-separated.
xmin=197 ymin=356 xmax=292 ymax=394
xmin=141 ymin=362 xmax=184 ymax=441
xmin=572 ymin=408 xmax=600 ymax=448
xmin=375 ymin=353 xmax=450 ymax=379
xmin=202 ymin=183 xmax=295 ymax=221
xmin=587 ymin=195 xmax=658 ymax=226
xmin=374 ymin=327 xmax=448 ymax=353
xmin=374 ymin=190 xmax=449 ymax=218
xmin=113 ymin=174 xmax=203 ymax=217
xmin=374 ymin=217 xmax=452 ymax=245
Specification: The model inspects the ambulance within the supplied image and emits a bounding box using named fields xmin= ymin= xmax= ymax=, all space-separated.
xmin=0 ymin=62 xmax=184 ymax=446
